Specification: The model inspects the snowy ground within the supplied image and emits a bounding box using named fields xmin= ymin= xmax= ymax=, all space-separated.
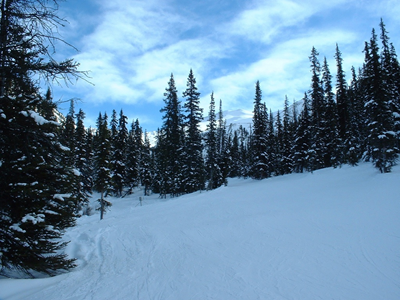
xmin=1 ymin=163 xmax=400 ymax=300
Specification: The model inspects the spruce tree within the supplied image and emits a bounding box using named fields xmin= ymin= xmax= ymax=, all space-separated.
xmin=380 ymin=20 xmax=400 ymax=157
xmin=74 ymin=109 xmax=92 ymax=214
xmin=61 ymin=100 xmax=76 ymax=168
xmin=281 ymin=96 xmax=294 ymax=174
xmin=308 ymin=47 xmax=326 ymax=170
xmin=0 ymin=0 xmax=83 ymax=277
xmin=141 ymin=131 xmax=153 ymax=196
xmin=251 ymin=81 xmax=268 ymax=179
xmin=93 ymin=113 xmax=112 ymax=219
xmin=111 ymin=110 xmax=128 ymax=197
xmin=229 ymin=130 xmax=241 ymax=178
xmin=182 ymin=69 xmax=205 ymax=193
xmin=274 ymin=110 xmax=283 ymax=175
xmin=266 ymin=109 xmax=276 ymax=176
xmin=205 ymin=92 xmax=222 ymax=190
xmin=159 ymin=74 xmax=185 ymax=196
xmin=238 ymin=125 xmax=251 ymax=178
xmin=217 ymin=99 xmax=229 ymax=186
xmin=362 ymin=29 xmax=397 ymax=172
xmin=293 ymin=93 xmax=312 ymax=173
xmin=335 ymin=44 xmax=348 ymax=147
xmin=322 ymin=57 xmax=340 ymax=167
xmin=125 ymin=119 xmax=141 ymax=192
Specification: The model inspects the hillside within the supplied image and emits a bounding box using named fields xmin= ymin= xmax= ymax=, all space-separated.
xmin=1 ymin=163 xmax=399 ymax=300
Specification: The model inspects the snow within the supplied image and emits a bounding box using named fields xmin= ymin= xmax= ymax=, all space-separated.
xmin=9 ymin=224 xmax=26 ymax=233
xmin=21 ymin=214 xmax=45 ymax=225
xmin=20 ymin=110 xmax=59 ymax=126
xmin=1 ymin=163 xmax=400 ymax=299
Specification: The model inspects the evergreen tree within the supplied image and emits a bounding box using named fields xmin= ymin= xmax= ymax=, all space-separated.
xmin=125 ymin=119 xmax=142 ymax=192
xmin=345 ymin=67 xmax=361 ymax=165
xmin=159 ymin=74 xmax=185 ymax=196
xmin=182 ymin=69 xmax=205 ymax=193
xmin=93 ymin=113 xmax=112 ymax=219
xmin=380 ymin=20 xmax=400 ymax=157
xmin=362 ymin=29 xmax=397 ymax=172
xmin=281 ymin=96 xmax=294 ymax=174
xmin=251 ymin=81 xmax=268 ymax=179
xmin=61 ymin=100 xmax=76 ymax=168
xmin=0 ymin=0 xmax=83 ymax=277
xmin=217 ymin=99 xmax=229 ymax=186
xmin=266 ymin=109 xmax=276 ymax=176
xmin=274 ymin=110 xmax=283 ymax=175
xmin=111 ymin=110 xmax=128 ymax=197
xmin=308 ymin=47 xmax=326 ymax=170
xmin=335 ymin=44 xmax=348 ymax=147
xmin=0 ymin=92 xmax=77 ymax=277
xmin=389 ymin=44 xmax=400 ymax=150
xmin=205 ymin=92 xmax=222 ymax=190
xmin=109 ymin=109 xmax=118 ymax=194
xmin=322 ymin=57 xmax=340 ymax=167
xmin=73 ymin=108 xmax=92 ymax=214
xmin=238 ymin=125 xmax=251 ymax=178
xmin=293 ymin=93 xmax=312 ymax=173
xmin=153 ymin=128 xmax=166 ymax=196
xmin=141 ymin=131 xmax=153 ymax=196
xmin=229 ymin=129 xmax=241 ymax=178
xmin=133 ymin=120 xmax=143 ymax=187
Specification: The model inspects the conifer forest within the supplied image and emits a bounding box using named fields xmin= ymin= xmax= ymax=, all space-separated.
xmin=1 ymin=0 xmax=400 ymax=278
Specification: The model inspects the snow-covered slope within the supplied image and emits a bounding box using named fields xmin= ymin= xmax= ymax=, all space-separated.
xmin=1 ymin=164 xmax=400 ymax=300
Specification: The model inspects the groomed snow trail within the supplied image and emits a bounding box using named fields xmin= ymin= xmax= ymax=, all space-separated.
xmin=1 ymin=164 xmax=399 ymax=299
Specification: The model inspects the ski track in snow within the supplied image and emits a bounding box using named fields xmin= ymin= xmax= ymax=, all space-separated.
xmin=1 ymin=163 xmax=400 ymax=299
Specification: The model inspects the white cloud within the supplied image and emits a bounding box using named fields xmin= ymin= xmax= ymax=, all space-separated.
xmin=54 ymin=0 xmax=400 ymax=132
xmin=226 ymin=0 xmax=309 ymax=43
xmin=209 ymin=28 xmax=360 ymax=112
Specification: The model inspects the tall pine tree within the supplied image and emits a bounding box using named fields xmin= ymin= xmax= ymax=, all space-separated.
xmin=0 ymin=0 xmax=83 ymax=277
xmin=182 ymin=69 xmax=205 ymax=193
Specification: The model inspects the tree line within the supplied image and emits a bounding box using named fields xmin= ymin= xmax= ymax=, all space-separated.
xmin=0 ymin=0 xmax=398 ymax=278
xmin=65 ymin=19 xmax=399 ymax=210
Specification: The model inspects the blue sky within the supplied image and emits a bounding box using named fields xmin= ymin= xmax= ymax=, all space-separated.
xmin=52 ymin=0 xmax=400 ymax=131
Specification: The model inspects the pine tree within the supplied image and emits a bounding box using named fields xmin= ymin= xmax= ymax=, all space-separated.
xmin=274 ymin=110 xmax=283 ymax=175
xmin=93 ymin=113 xmax=112 ymax=219
xmin=380 ymin=20 xmax=400 ymax=159
xmin=111 ymin=110 xmax=128 ymax=197
xmin=152 ymin=128 xmax=166 ymax=196
xmin=293 ymin=93 xmax=312 ymax=173
xmin=61 ymin=100 xmax=76 ymax=168
xmin=60 ymin=99 xmax=88 ymax=214
xmin=182 ymin=69 xmax=205 ymax=193
xmin=217 ymin=99 xmax=229 ymax=186
xmin=251 ymin=81 xmax=268 ymax=179
xmin=159 ymin=74 xmax=185 ymax=196
xmin=205 ymin=92 xmax=222 ymax=190
xmin=335 ymin=44 xmax=348 ymax=147
xmin=229 ymin=130 xmax=241 ymax=177
xmin=322 ymin=57 xmax=340 ymax=167
xmin=0 ymin=0 xmax=83 ymax=277
xmin=281 ymin=96 xmax=294 ymax=174
xmin=362 ymin=29 xmax=397 ymax=172
xmin=266 ymin=109 xmax=276 ymax=176
xmin=125 ymin=119 xmax=141 ymax=192
xmin=308 ymin=47 xmax=326 ymax=170
xmin=238 ymin=125 xmax=251 ymax=178
xmin=389 ymin=44 xmax=400 ymax=150
xmin=141 ymin=131 xmax=153 ymax=196
xmin=0 ymin=92 xmax=77 ymax=277
xmin=72 ymin=108 xmax=92 ymax=214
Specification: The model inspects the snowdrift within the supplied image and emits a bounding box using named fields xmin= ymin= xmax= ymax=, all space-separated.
xmin=1 ymin=163 xmax=399 ymax=299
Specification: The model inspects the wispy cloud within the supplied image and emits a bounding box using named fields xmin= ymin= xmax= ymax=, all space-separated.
xmin=55 ymin=0 xmax=400 ymax=130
